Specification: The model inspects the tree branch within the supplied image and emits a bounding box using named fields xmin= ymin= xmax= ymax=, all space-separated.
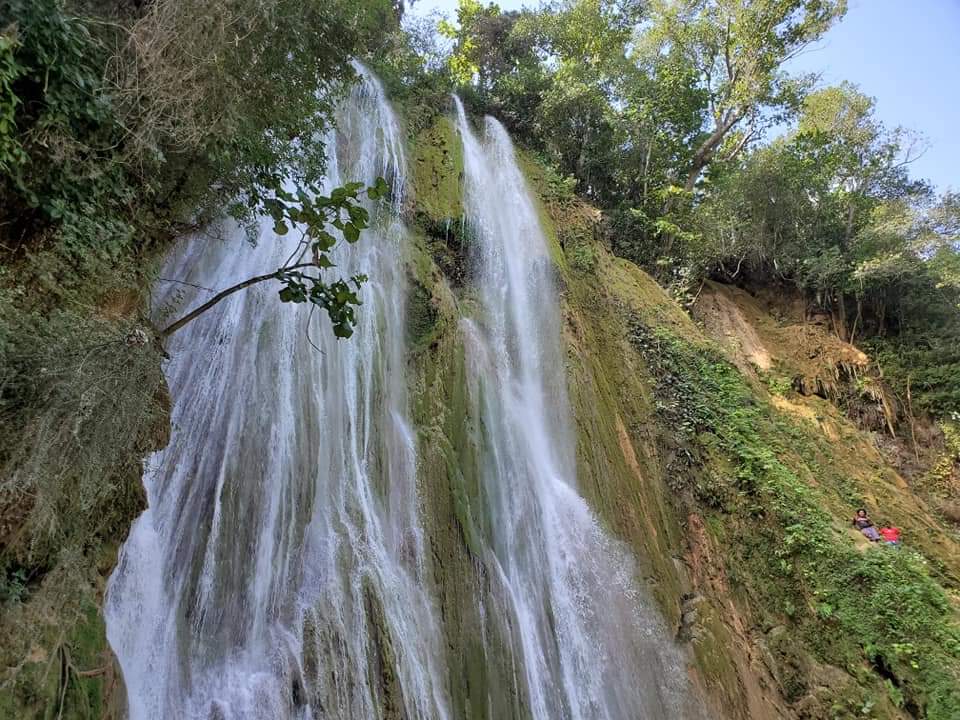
xmin=159 ymin=262 xmax=315 ymax=337
xmin=683 ymin=108 xmax=745 ymax=192
xmin=722 ymin=126 xmax=756 ymax=163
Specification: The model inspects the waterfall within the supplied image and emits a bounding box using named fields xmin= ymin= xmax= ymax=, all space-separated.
xmin=105 ymin=67 xmax=450 ymax=720
xmin=452 ymin=98 xmax=703 ymax=720
xmin=104 ymin=65 xmax=704 ymax=720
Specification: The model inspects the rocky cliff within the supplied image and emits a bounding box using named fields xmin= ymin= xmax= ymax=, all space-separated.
xmin=2 ymin=107 xmax=958 ymax=720
xmin=404 ymin=112 xmax=959 ymax=719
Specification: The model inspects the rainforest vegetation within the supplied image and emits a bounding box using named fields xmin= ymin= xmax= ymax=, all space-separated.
xmin=1 ymin=0 xmax=958 ymax=718
xmin=410 ymin=0 xmax=960 ymax=416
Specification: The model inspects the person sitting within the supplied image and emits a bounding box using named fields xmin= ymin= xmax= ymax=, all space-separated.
xmin=852 ymin=508 xmax=882 ymax=542
xmin=880 ymin=525 xmax=901 ymax=546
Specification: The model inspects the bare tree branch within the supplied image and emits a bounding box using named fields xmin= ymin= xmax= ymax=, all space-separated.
xmin=159 ymin=262 xmax=315 ymax=337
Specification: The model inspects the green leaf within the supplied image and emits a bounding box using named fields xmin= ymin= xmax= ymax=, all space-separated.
xmin=312 ymin=230 xmax=336 ymax=251
xmin=343 ymin=222 xmax=360 ymax=243
xmin=367 ymin=176 xmax=389 ymax=200
xmin=347 ymin=204 xmax=369 ymax=227
xmin=333 ymin=323 xmax=354 ymax=338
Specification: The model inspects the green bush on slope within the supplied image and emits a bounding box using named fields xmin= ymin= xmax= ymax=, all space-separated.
xmin=628 ymin=318 xmax=960 ymax=718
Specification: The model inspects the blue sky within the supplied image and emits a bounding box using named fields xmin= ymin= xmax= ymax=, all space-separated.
xmin=408 ymin=0 xmax=959 ymax=193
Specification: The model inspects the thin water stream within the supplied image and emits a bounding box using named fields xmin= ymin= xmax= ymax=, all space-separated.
xmin=452 ymin=99 xmax=703 ymax=720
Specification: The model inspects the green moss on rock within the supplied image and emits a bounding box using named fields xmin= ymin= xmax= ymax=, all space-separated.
xmin=411 ymin=116 xmax=463 ymax=229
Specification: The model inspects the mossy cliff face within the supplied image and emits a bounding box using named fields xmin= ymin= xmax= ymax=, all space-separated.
xmin=404 ymin=115 xmax=530 ymax=719
xmin=4 ymin=109 xmax=956 ymax=720
xmin=404 ymin=113 xmax=960 ymax=720
xmin=403 ymin=115 xmax=725 ymax=717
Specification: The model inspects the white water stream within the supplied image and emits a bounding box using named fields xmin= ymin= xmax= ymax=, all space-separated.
xmin=453 ymin=99 xmax=702 ymax=720
xmin=106 ymin=68 xmax=450 ymax=720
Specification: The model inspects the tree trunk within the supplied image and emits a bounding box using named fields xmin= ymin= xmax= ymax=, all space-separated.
xmin=682 ymin=110 xmax=743 ymax=194
xmin=843 ymin=201 xmax=856 ymax=251
xmin=849 ymin=296 xmax=862 ymax=345
xmin=907 ymin=375 xmax=920 ymax=462
xmin=835 ymin=293 xmax=848 ymax=342
xmin=658 ymin=110 xmax=742 ymax=264
xmin=642 ymin=142 xmax=652 ymax=204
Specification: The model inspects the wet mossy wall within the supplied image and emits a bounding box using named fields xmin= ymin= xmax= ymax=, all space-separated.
xmin=403 ymin=112 xmax=960 ymax=720
xmin=406 ymin=115 xmax=529 ymax=720
xmin=402 ymin=115 xmax=739 ymax=718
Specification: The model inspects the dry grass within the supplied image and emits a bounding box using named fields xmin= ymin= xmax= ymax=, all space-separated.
xmin=102 ymin=0 xmax=264 ymax=175
xmin=0 ymin=305 xmax=167 ymax=563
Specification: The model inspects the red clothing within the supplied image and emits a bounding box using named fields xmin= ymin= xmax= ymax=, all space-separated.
xmin=880 ymin=527 xmax=901 ymax=542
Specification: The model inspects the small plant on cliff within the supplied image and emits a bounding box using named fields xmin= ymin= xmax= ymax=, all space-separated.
xmin=0 ymin=566 xmax=27 ymax=604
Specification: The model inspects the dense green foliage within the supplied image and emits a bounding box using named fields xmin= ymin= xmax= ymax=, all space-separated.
xmin=381 ymin=0 xmax=959 ymax=420
xmin=0 ymin=0 xmax=393 ymax=291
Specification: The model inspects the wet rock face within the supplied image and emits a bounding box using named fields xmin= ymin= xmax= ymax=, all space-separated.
xmin=677 ymin=593 xmax=704 ymax=642
xmin=406 ymin=274 xmax=440 ymax=348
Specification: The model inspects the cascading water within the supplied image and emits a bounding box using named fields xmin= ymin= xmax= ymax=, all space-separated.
xmin=105 ymin=68 xmax=450 ymax=720
xmin=105 ymin=61 xmax=705 ymax=719
xmin=453 ymin=98 xmax=705 ymax=720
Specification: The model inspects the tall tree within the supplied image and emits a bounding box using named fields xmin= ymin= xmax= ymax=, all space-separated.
xmin=799 ymin=83 xmax=926 ymax=250
xmin=642 ymin=0 xmax=847 ymax=195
